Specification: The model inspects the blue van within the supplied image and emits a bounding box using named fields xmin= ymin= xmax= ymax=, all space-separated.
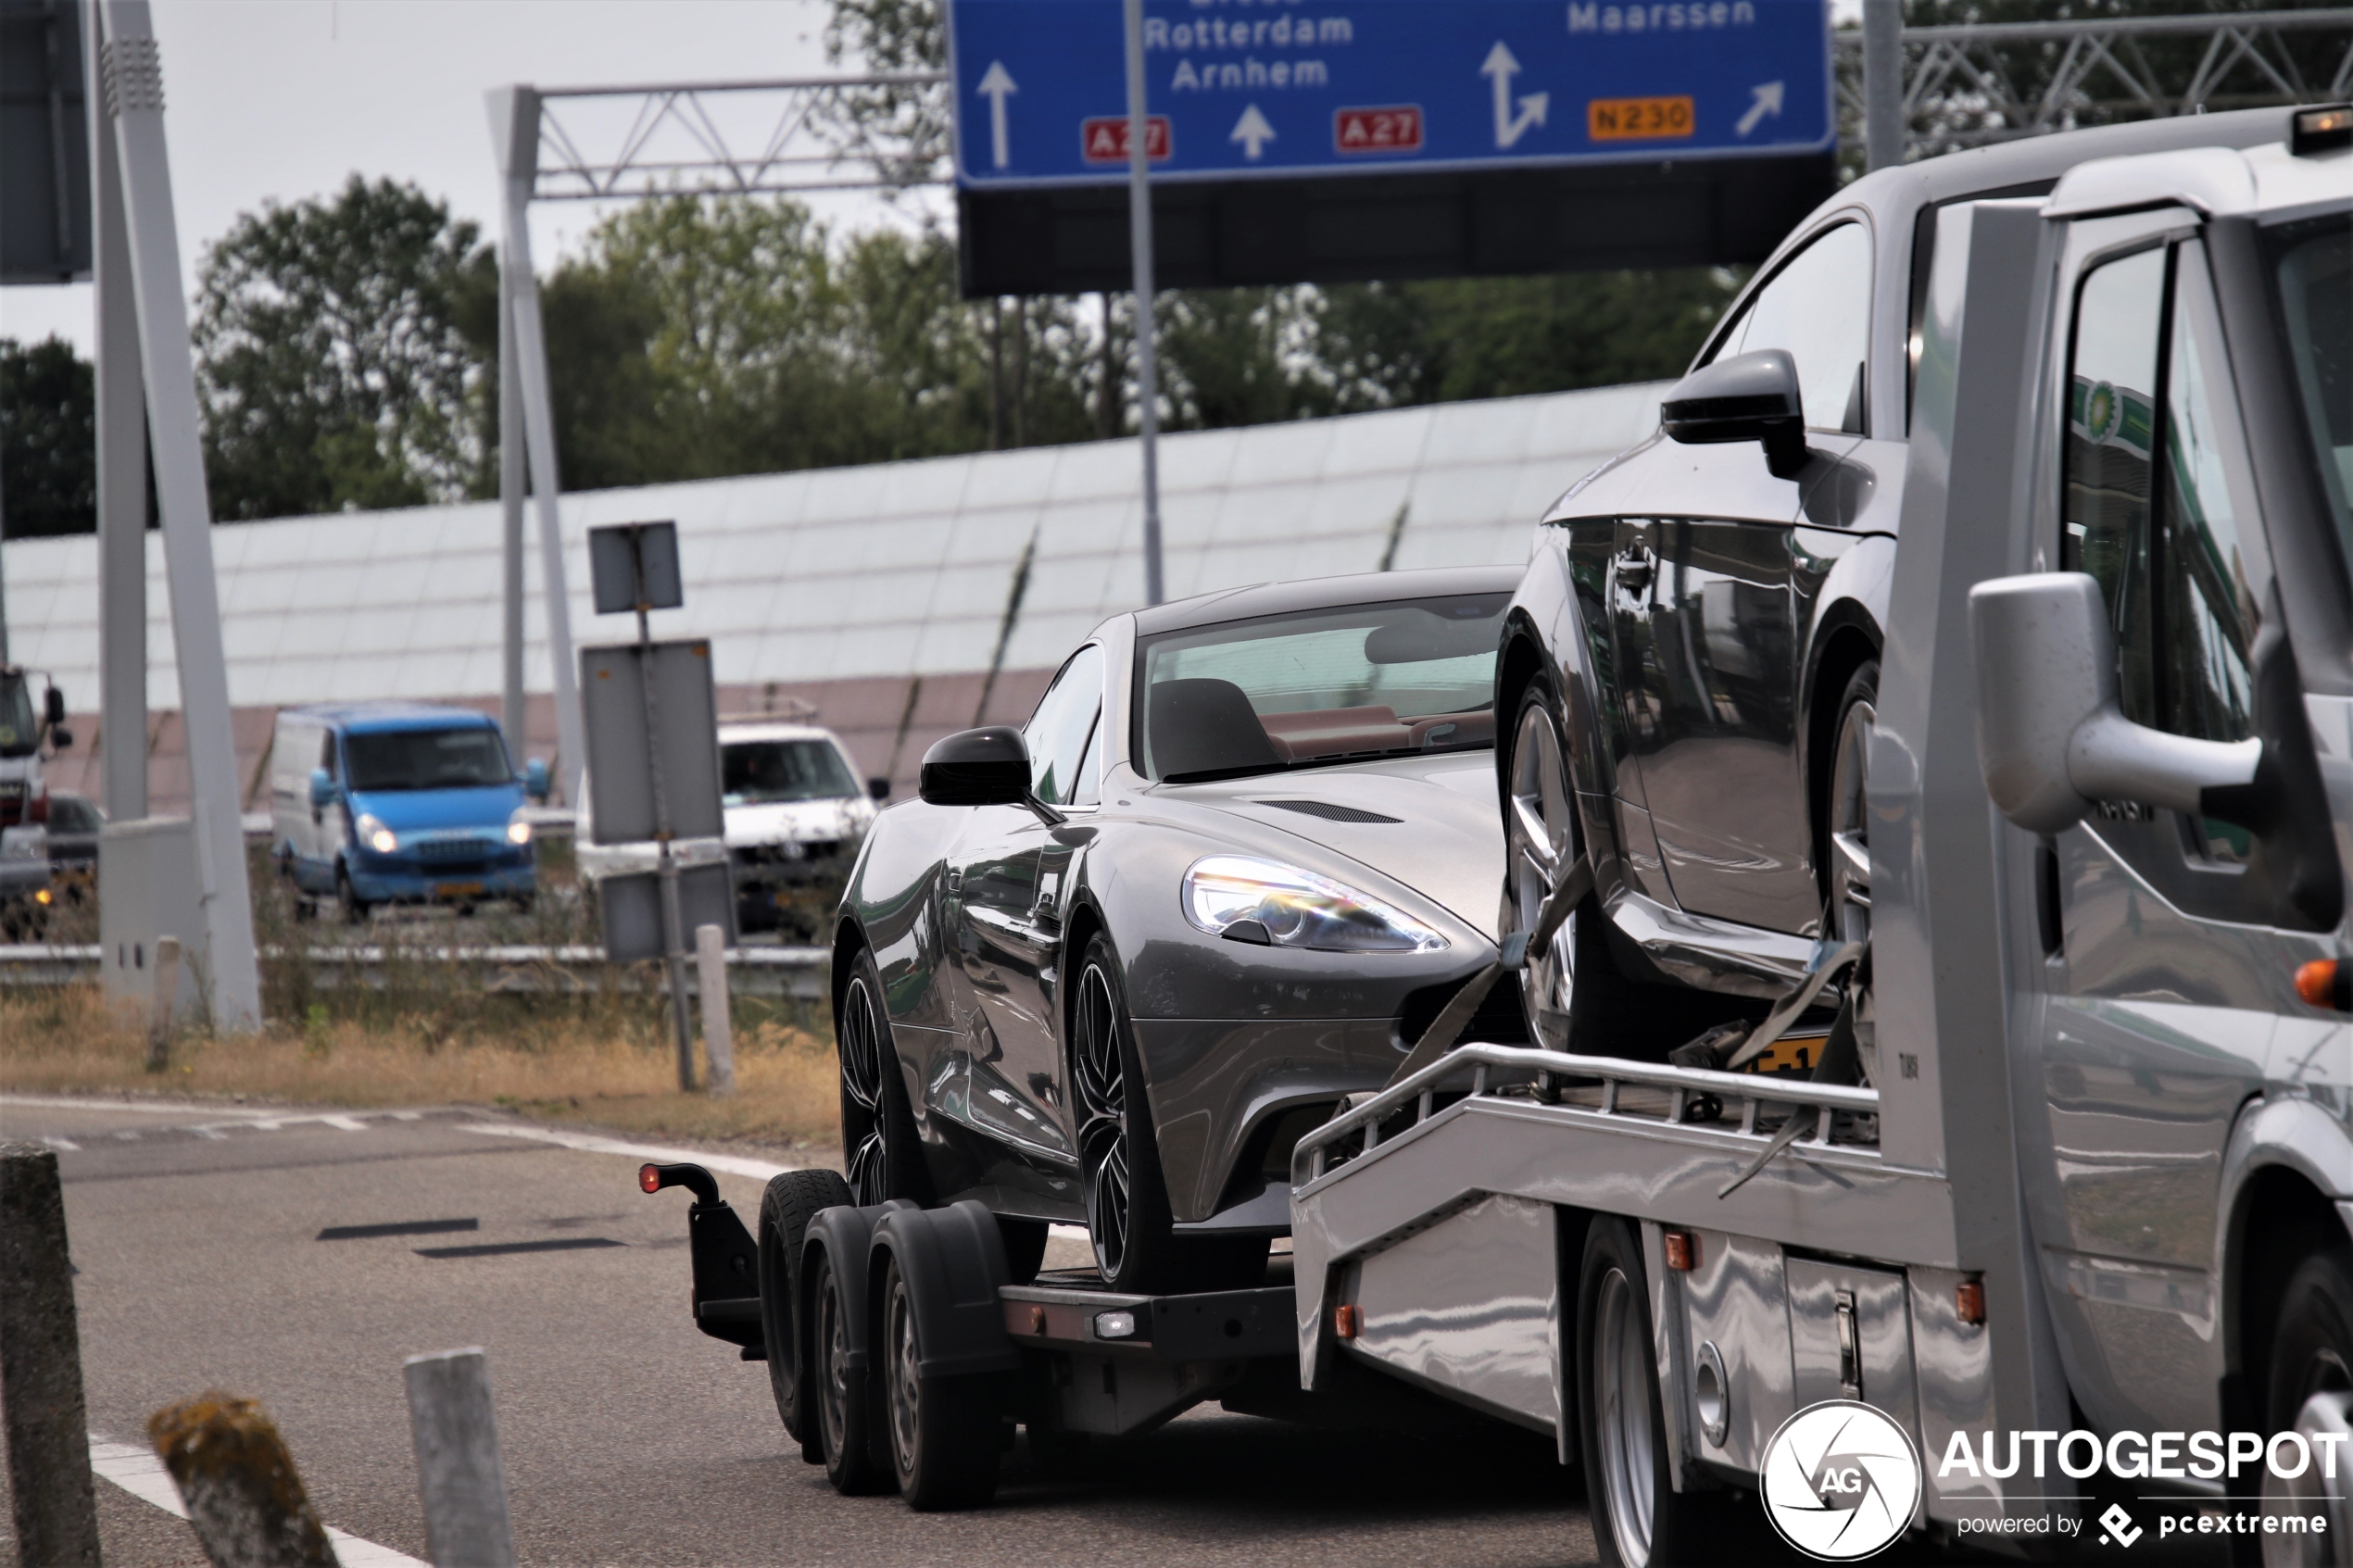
xmin=268 ymin=703 xmax=548 ymax=920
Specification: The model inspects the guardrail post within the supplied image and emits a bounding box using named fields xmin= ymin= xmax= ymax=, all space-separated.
xmin=147 ymin=932 xmax=182 ymax=1072
xmin=405 ymin=1347 xmax=517 ymax=1568
xmin=695 ymin=922 xmax=736 ymax=1097
xmin=1 ymin=1142 xmax=102 ymax=1567
xmin=148 ymin=1391 xmax=335 ymax=1566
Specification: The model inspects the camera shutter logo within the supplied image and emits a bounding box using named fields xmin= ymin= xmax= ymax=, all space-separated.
xmin=1760 ymin=1399 xmax=1923 ymax=1561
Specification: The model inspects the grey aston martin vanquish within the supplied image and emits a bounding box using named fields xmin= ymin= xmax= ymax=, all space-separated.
xmin=829 ymin=566 xmax=1527 ymax=1291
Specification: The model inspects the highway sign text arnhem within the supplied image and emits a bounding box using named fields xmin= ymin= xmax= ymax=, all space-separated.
xmin=948 ymin=0 xmax=1832 ymax=188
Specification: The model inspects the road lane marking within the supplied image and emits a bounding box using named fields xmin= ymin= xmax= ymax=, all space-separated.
xmin=321 ymin=1115 xmax=369 ymax=1132
xmin=42 ymin=1135 xmax=81 ymax=1151
xmin=89 ymin=1435 xmax=425 ymax=1568
xmin=456 ymin=1123 xmax=1093 ymax=1251
xmin=417 ymin=1236 xmax=625 ymax=1260
xmin=455 ymin=1122 xmax=806 ymax=1182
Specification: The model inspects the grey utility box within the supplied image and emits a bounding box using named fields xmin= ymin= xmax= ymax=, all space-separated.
xmin=98 ymin=816 xmax=206 ymax=1025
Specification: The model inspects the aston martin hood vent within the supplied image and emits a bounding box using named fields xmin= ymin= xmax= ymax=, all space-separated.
xmin=1256 ymin=799 xmax=1403 ymax=824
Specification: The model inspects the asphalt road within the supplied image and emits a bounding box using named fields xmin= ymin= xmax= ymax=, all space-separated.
xmin=2 ymin=1095 xmax=1596 ymax=1568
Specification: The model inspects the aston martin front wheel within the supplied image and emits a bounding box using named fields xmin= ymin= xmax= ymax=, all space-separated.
xmin=1071 ymin=934 xmax=1189 ymax=1293
xmin=837 ymin=946 xmax=930 ymax=1207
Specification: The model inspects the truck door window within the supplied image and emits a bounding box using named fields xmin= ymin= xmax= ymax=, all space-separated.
xmin=1716 ymin=220 xmax=1872 ymax=434
xmin=2062 ymin=246 xmax=2166 ymax=732
xmin=2065 ymin=241 xmax=2260 ymax=866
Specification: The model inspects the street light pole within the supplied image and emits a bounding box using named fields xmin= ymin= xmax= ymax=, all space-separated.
xmin=1122 ymin=0 xmax=1164 ymax=608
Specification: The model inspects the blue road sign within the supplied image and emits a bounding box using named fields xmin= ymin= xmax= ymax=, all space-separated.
xmin=949 ymin=0 xmax=1833 ymax=189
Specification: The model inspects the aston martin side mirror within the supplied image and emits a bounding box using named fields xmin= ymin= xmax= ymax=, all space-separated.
xmin=920 ymin=727 xmax=1031 ymax=808
xmin=1969 ymin=572 xmax=2260 ymax=835
xmin=1661 ymin=348 xmax=1808 ymax=479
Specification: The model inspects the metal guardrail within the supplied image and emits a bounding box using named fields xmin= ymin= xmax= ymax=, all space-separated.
xmin=1293 ymin=1042 xmax=1882 ymax=1186
xmin=0 ymin=943 xmax=828 ymax=997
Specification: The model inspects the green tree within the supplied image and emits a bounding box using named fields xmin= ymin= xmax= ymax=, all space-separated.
xmin=0 ymin=337 xmax=96 ymax=538
xmin=193 ymin=176 xmax=495 ymax=521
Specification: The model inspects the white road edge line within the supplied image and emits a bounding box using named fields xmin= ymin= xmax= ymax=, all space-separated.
xmin=88 ymin=1435 xmax=425 ymax=1568
xmin=455 ymin=1123 xmax=1093 ymax=1248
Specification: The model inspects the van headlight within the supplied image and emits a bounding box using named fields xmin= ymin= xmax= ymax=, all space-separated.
xmin=507 ymin=811 xmax=533 ymax=847
xmin=1182 ymin=855 xmax=1446 ymax=953
xmin=354 ymin=813 xmax=397 ymax=855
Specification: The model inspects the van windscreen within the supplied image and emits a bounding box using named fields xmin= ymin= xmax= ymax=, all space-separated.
xmin=724 ymin=739 xmax=858 ymax=805
xmin=344 ymin=728 xmax=512 ymax=792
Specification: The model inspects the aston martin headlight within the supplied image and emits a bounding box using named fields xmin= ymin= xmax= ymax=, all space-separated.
xmin=1182 ymin=855 xmax=1446 ymax=953
xmin=354 ymin=813 xmax=397 ymax=855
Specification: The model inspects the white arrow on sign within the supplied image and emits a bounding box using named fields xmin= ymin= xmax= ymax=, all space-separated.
xmin=1735 ymin=80 xmax=1784 ymax=137
xmin=977 ymin=60 xmax=1017 ymax=169
xmin=1230 ymin=104 xmax=1277 ymax=160
xmin=1480 ymin=42 xmax=1550 ymax=149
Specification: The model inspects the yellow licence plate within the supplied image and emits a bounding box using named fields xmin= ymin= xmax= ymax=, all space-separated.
xmin=1743 ymin=1030 xmax=1831 ymax=1075
xmin=434 ymin=882 xmax=485 ymax=898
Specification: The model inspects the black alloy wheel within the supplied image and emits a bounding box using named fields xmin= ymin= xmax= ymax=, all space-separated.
xmin=1071 ymin=933 xmax=1187 ymax=1292
xmin=837 ymin=946 xmax=928 ymax=1207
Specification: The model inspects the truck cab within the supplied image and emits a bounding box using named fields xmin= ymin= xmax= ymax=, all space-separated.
xmin=1290 ymin=107 xmax=2353 ymax=1564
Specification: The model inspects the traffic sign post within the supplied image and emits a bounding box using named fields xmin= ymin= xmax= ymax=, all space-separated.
xmin=950 ymin=0 xmax=1838 ymax=296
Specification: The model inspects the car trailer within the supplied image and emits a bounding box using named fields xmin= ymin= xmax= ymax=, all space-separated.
xmin=638 ymin=1161 xmax=1301 ymax=1509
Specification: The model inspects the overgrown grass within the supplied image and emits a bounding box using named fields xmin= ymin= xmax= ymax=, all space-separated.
xmin=3 ymin=839 xmax=850 ymax=1150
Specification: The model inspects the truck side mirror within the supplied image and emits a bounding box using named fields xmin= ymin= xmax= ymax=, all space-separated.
xmin=868 ymin=777 xmax=892 ymax=803
xmin=1969 ymin=572 xmax=2260 ymax=835
xmin=919 ymin=727 xmax=1031 ymax=807
xmin=523 ymin=757 xmax=551 ymax=802
xmin=1661 ymin=348 xmax=1809 ymax=480
xmin=49 ymin=728 xmax=72 ymax=750
xmin=44 ymin=688 xmax=67 ymax=727
xmin=309 ymin=767 xmax=339 ymax=809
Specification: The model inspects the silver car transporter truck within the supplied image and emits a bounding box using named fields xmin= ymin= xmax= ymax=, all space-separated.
xmin=644 ymin=107 xmax=2350 ymax=1562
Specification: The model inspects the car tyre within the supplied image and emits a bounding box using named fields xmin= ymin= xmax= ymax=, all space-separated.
xmin=759 ymin=1168 xmax=853 ymax=1461
xmin=812 ymin=1251 xmax=891 ymax=1495
xmin=1579 ymin=1216 xmax=1746 ymax=1568
xmin=2267 ymin=1247 xmax=2353 ymax=1433
xmin=837 ymin=945 xmax=932 ymax=1207
xmin=1503 ymin=680 xmax=1730 ymax=1059
xmin=880 ymin=1255 xmax=1003 ymax=1510
xmin=333 ymin=863 xmax=369 ymax=925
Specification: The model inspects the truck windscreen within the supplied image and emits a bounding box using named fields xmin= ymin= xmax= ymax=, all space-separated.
xmin=0 ymin=677 xmax=34 ymax=758
xmin=2269 ymin=210 xmax=2352 ymax=558
xmin=344 ymin=728 xmax=513 ymax=792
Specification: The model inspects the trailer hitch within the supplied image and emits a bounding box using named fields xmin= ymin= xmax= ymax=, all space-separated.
xmin=638 ymin=1162 xmax=765 ymax=1359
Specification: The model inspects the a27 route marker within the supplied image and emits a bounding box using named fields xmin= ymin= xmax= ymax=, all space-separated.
xmin=1336 ymin=106 xmax=1424 ymax=156
xmin=1082 ymin=114 xmax=1171 ymax=163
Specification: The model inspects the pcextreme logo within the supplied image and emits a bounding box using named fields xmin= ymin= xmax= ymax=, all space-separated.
xmin=1760 ymin=1399 xmax=1924 ymax=1562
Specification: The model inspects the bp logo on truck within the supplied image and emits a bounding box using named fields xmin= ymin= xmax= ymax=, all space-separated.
xmin=1760 ymin=1399 xmax=1923 ymax=1560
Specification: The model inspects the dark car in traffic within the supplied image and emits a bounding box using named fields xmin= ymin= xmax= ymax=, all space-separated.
xmin=832 ymin=566 xmax=1527 ymax=1291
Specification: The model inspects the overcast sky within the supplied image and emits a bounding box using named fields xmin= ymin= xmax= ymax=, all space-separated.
xmin=3 ymin=0 xmax=946 ymax=357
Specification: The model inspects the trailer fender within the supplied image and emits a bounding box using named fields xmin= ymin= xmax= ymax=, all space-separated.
xmin=869 ymin=1201 xmax=1020 ymax=1377
xmin=802 ymin=1200 xmax=908 ymax=1374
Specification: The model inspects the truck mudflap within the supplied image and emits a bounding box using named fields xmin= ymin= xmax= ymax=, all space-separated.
xmin=868 ymin=1201 xmax=1021 ymax=1378
xmin=638 ymin=1162 xmax=763 ymax=1356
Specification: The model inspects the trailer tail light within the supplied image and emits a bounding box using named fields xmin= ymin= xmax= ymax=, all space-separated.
xmin=639 ymin=1163 xmax=661 ymax=1193
xmin=1093 ymin=1311 xmax=1137 ymax=1341
xmin=1334 ymin=1303 xmax=1361 ymax=1339
xmin=2296 ymin=960 xmax=2350 ymax=1011
xmin=1663 ymin=1230 xmax=1699 ymax=1272
xmin=1956 ymin=1280 xmax=1986 ymax=1326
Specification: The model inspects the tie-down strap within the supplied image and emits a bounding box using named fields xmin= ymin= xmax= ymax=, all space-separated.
xmin=1379 ymin=853 xmax=1592 ymax=1092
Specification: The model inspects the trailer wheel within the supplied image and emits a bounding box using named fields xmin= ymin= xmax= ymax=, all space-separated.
xmin=758 ymin=1169 xmax=853 ymax=1461
xmin=879 ymin=1255 xmax=1003 ymax=1510
xmin=812 ymin=1251 xmax=890 ymax=1495
xmin=1579 ymin=1217 xmax=1736 ymax=1568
